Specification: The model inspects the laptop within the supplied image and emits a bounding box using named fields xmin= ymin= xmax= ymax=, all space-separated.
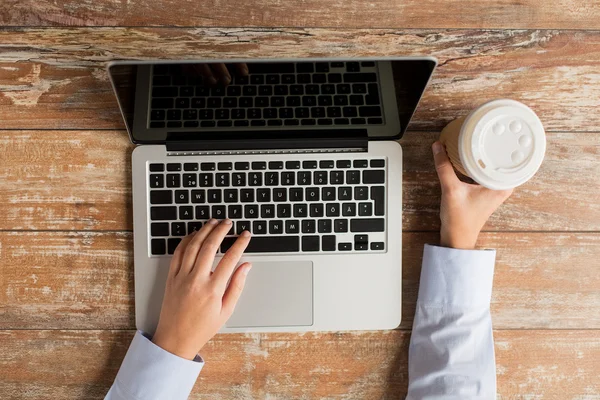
xmin=107 ymin=57 xmax=437 ymax=334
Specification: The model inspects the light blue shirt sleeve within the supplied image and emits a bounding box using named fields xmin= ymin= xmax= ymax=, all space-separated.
xmin=105 ymin=331 xmax=204 ymax=400
xmin=406 ymin=244 xmax=497 ymax=400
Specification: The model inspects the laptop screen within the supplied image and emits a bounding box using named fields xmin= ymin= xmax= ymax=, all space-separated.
xmin=108 ymin=58 xmax=436 ymax=144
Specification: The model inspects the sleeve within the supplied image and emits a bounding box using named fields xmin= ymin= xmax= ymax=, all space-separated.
xmin=406 ymin=244 xmax=497 ymax=400
xmin=105 ymin=331 xmax=204 ymax=400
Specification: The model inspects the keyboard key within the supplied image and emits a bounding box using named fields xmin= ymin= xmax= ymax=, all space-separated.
xmin=201 ymin=162 xmax=215 ymax=171
xmin=183 ymin=163 xmax=198 ymax=171
xmin=326 ymin=203 xmax=340 ymax=217
xmin=216 ymin=173 xmax=230 ymax=187
xmin=281 ymin=172 xmax=295 ymax=185
xmin=150 ymin=190 xmax=172 ymax=205
xmin=282 ymin=74 xmax=295 ymax=84
xmin=196 ymin=206 xmax=209 ymax=219
xmin=149 ymin=163 xmax=164 ymax=172
xmin=251 ymin=120 xmax=266 ymax=126
xmin=224 ymin=189 xmax=237 ymax=203
xmin=174 ymin=190 xmax=189 ymax=204
xmin=150 ymin=174 xmax=164 ymax=188
xmin=167 ymin=163 xmax=182 ymax=172
xmin=303 ymin=160 xmax=317 ymax=169
xmin=298 ymin=171 xmax=311 ymax=185
xmin=330 ymin=171 xmax=344 ymax=184
xmin=239 ymin=98 xmax=253 ymax=108
xmin=337 ymin=84 xmax=351 ymax=94
xmin=286 ymin=161 xmax=300 ymax=169
xmin=274 ymin=85 xmax=287 ymax=95
xmin=322 ymin=187 xmax=336 ymax=201
xmin=328 ymin=73 xmax=342 ymax=83
xmin=351 ymin=218 xmax=384 ymax=232
xmin=253 ymin=220 xmax=267 ymax=234
xmin=269 ymin=220 xmax=284 ymax=234
xmin=151 ymin=222 xmax=169 ymax=237
xmin=368 ymin=117 xmax=383 ymax=124
xmin=314 ymin=171 xmax=328 ymax=185
xmin=267 ymin=119 xmax=282 ymax=126
xmin=306 ymin=187 xmax=319 ymax=201
xmin=250 ymin=75 xmax=264 ymax=84
xmin=277 ymin=204 xmax=291 ymax=218
xmin=150 ymin=207 xmax=176 ymax=221
xmin=191 ymin=189 xmax=205 ymax=203
xmin=301 ymin=119 xmax=316 ymax=125
xmin=346 ymin=170 xmax=360 ymax=184
xmin=207 ymin=98 xmax=221 ymax=108
xmin=318 ymin=96 xmax=333 ymax=106
xmin=370 ymin=159 xmax=385 ymax=168
xmin=257 ymin=188 xmax=271 ymax=202
xmin=166 ymin=174 xmax=180 ymax=188
xmin=355 ymin=242 xmax=368 ymax=251
xmin=150 ymin=110 xmax=165 ymax=120
xmin=297 ymin=63 xmax=314 ymax=73
xmin=227 ymin=86 xmax=242 ymax=96
xmin=338 ymin=242 xmax=352 ymax=251
xmin=359 ymin=106 xmax=382 ymax=117
xmin=240 ymin=189 xmax=254 ymax=202
xmin=290 ymin=188 xmax=303 ymax=201
xmin=264 ymin=172 xmax=278 ymax=186
xmin=179 ymin=206 xmax=193 ymax=220
xmin=252 ymin=161 xmax=267 ymax=170
xmin=353 ymin=159 xmax=368 ymax=168
xmin=338 ymin=186 xmax=352 ymax=200
xmin=228 ymin=205 xmax=243 ymax=219
xmin=171 ymin=222 xmax=186 ymax=237
xmin=342 ymin=203 xmax=356 ymax=216
xmin=285 ymin=220 xmax=300 ymax=234
xmin=256 ymin=97 xmax=270 ymax=108
xmin=334 ymin=219 xmax=348 ymax=233
xmin=168 ymin=238 xmax=182 ymax=254
xmin=207 ymin=189 xmax=221 ymax=203
xmin=293 ymin=204 xmax=308 ymax=218
xmin=198 ymin=110 xmax=213 ymax=120
xmin=285 ymin=119 xmax=300 ymax=125
xmin=199 ymin=173 xmax=213 ymax=187
xmin=184 ymin=121 xmax=199 ymax=127
xmin=344 ymin=72 xmax=377 ymax=82
xmin=349 ymin=95 xmax=364 ymax=106
xmin=371 ymin=242 xmax=385 ymax=250
xmin=318 ymin=219 xmax=332 ymax=233
xmin=354 ymin=186 xmax=368 ymax=200
xmin=183 ymin=174 xmax=197 ymax=187
xmin=302 ymin=236 xmax=320 ymax=251
xmin=188 ymin=222 xmax=203 ymax=234
xmin=309 ymin=203 xmax=324 ymax=217
xmin=302 ymin=219 xmax=316 ymax=233
xmin=236 ymin=221 xmax=251 ymax=235
xmin=352 ymin=83 xmax=367 ymax=94
xmin=151 ymin=239 xmax=166 ymax=255
xmin=151 ymin=98 xmax=173 ymax=109
xmin=371 ymin=186 xmax=385 ymax=216
xmin=235 ymin=162 xmax=249 ymax=171
xmin=363 ymin=170 xmax=385 ymax=184
xmin=245 ymin=205 xmax=259 ymax=219
xmin=269 ymin=161 xmax=283 ymax=170
xmin=243 ymin=86 xmax=257 ymax=96
xmin=153 ymin=87 xmax=178 ymax=97
xmin=222 ymin=236 xmax=300 ymax=253
xmin=322 ymin=235 xmax=336 ymax=251
xmin=273 ymin=188 xmax=287 ymax=202
xmin=322 ymin=84 xmax=335 ymax=95
xmin=258 ymin=85 xmax=272 ymax=95
xmin=249 ymin=172 xmax=262 ymax=186
xmin=261 ymin=204 xmax=275 ymax=218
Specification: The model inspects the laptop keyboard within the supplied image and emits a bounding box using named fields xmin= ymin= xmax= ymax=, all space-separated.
xmin=147 ymin=158 xmax=387 ymax=255
xmin=149 ymin=61 xmax=384 ymax=129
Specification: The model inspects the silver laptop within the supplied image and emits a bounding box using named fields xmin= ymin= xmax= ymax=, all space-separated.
xmin=108 ymin=57 xmax=437 ymax=334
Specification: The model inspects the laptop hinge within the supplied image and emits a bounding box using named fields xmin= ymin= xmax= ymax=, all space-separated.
xmin=165 ymin=129 xmax=368 ymax=153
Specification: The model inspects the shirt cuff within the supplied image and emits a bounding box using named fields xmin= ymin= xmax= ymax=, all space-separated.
xmin=418 ymin=244 xmax=496 ymax=308
xmin=112 ymin=331 xmax=204 ymax=400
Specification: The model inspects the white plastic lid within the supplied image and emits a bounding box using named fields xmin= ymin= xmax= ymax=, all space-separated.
xmin=459 ymin=99 xmax=546 ymax=190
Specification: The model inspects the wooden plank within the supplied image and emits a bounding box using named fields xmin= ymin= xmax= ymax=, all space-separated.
xmin=1 ymin=231 xmax=599 ymax=330
xmin=0 ymin=329 xmax=598 ymax=399
xmin=1 ymin=28 xmax=600 ymax=131
xmin=1 ymin=0 xmax=600 ymax=29
xmin=1 ymin=130 xmax=598 ymax=231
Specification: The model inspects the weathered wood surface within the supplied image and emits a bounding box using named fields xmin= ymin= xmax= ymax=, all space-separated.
xmin=1 ymin=130 xmax=598 ymax=232
xmin=1 ymin=231 xmax=598 ymax=330
xmin=1 ymin=0 xmax=600 ymax=29
xmin=0 ymin=329 xmax=598 ymax=399
xmin=1 ymin=29 xmax=600 ymax=131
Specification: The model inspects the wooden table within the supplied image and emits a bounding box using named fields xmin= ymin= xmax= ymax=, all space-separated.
xmin=1 ymin=1 xmax=599 ymax=398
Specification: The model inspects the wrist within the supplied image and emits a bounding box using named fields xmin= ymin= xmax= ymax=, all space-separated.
xmin=440 ymin=229 xmax=478 ymax=250
xmin=152 ymin=332 xmax=199 ymax=360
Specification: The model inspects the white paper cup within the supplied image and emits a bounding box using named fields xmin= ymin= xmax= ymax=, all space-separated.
xmin=440 ymin=99 xmax=546 ymax=190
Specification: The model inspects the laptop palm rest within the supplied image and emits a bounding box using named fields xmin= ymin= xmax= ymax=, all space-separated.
xmin=226 ymin=261 xmax=313 ymax=328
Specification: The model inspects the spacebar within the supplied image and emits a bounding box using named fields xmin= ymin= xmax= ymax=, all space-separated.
xmin=221 ymin=236 xmax=300 ymax=253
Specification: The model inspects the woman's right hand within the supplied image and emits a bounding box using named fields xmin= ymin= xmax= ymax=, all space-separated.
xmin=432 ymin=141 xmax=513 ymax=249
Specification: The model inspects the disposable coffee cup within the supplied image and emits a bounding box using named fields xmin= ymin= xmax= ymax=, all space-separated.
xmin=439 ymin=99 xmax=546 ymax=190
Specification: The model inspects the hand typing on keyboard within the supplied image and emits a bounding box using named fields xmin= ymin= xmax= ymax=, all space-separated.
xmin=183 ymin=63 xmax=249 ymax=86
xmin=432 ymin=141 xmax=513 ymax=249
xmin=151 ymin=219 xmax=252 ymax=360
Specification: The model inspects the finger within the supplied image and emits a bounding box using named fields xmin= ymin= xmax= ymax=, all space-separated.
xmin=192 ymin=219 xmax=233 ymax=276
xmin=178 ymin=219 xmax=219 ymax=276
xmin=234 ymin=63 xmax=249 ymax=76
xmin=209 ymin=63 xmax=232 ymax=85
xmin=192 ymin=64 xmax=217 ymax=86
xmin=221 ymin=262 xmax=252 ymax=318
xmin=211 ymin=231 xmax=251 ymax=290
xmin=168 ymin=231 xmax=197 ymax=278
xmin=432 ymin=141 xmax=460 ymax=191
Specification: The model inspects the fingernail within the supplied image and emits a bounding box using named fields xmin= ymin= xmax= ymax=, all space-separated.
xmin=223 ymin=76 xmax=231 ymax=85
xmin=241 ymin=230 xmax=251 ymax=237
xmin=243 ymin=263 xmax=252 ymax=275
xmin=208 ymin=218 xmax=218 ymax=225
xmin=432 ymin=141 xmax=443 ymax=155
xmin=223 ymin=219 xmax=232 ymax=225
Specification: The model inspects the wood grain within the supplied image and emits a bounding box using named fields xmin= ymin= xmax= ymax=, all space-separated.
xmin=1 ymin=130 xmax=598 ymax=232
xmin=0 ymin=329 xmax=598 ymax=399
xmin=1 ymin=28 xmax=600 ymax=131
xmin=1 ymin=231 xmax=599 ymax=330
xmin=1 ymin=0 xmax=600 ymax=29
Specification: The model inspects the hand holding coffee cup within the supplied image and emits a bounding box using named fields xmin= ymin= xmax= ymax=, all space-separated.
xmin=439 ymin=99 xmax=546 ymax=190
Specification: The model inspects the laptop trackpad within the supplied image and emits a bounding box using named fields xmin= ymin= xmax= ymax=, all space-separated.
xmin=226 ymin=261 xmax=313 ymax=328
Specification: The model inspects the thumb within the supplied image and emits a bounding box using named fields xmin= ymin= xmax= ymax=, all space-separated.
xmin=432 ymin=141 xmax=460 ymax=190
xmin=221 ymin=262 xmax=252 ymax=317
